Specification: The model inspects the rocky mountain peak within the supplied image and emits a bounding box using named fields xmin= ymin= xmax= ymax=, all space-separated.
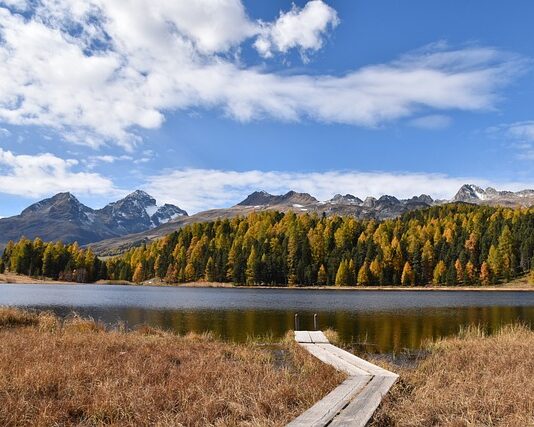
xmin=408 ymin=194 xmax=434 ymax=205
xmin=453 ymin=184 xmax=487 ymax=202
xmin=0 ymin=190 xmax=187 ymax=246
xmin=280 ymin=191 xmax=318 ymax=205
xmin=363 ymin=196 xmax=377 ymax=207
xmin=329 ymin=194 xmax=363 ymax=205
xmin=237 ymin=190 xmax=318 ymax=207
xmin=100 ymin=190 xmax=187 ymax=232
xmin=20 ymin=192 xmax=91 ymax=219
xmin=378 ymin=195 xmax=400 ymax=205
xmin=452 ymin=184 xmax=534 ymax=207
xmin=237 ymin=191 xmax=277 ymax=206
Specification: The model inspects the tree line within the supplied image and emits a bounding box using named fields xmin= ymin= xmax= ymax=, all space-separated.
xmin=0 ymin=239 xmax=106 ymax=283
xmin=2 ymin=204 xmax=533 ymax=286
xmin=105 ymin=204 xmax=534 ymax=286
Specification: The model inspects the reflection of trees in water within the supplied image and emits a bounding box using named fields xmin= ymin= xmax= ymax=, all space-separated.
xmin=78 ymin=306 xmax=534 ymax=353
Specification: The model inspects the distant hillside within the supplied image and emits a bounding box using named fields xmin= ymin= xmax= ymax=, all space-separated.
xmin=104 ymin=204 xmax=534 ymax=287
xmin=3 ymin=183 xmax=532 ymax=255
xmin=0 ymin=191 xmax=187 ymax=246
xmin=88 ymin=184 xmax=534 ymax=256
xmin=4 ymin=203 xmax=532 ymax=287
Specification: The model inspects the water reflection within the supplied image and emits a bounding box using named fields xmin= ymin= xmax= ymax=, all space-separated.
xmin=44 ymin=305 xmax=534 ymax=353
xmin=1 ymin=284 xmax=533 ymax=353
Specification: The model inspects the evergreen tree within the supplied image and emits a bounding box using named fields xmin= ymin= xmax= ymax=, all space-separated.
xmin=317 ymin=264 xmax=327 ymax=285
xmin=454 ymin=259 xmax=464 ymax=285
xmin=487 ymin=245 xmax=502 ymax=281
xmin=205 ymin=257 xmax=216 ymax=282
xmin=433 ymin=261 xmax=447 ymax=285
xmin=369 ymin=258 xmax=382 ymax=285
xmin=347 ymin=259 xmax=356 ymax=286
xmin=245 ymin=246 xmax=259 ymax=285
xmin=335 ymin=260 xmax=349 ymax=286
xmin=357 ymin=261 xmax=371 ymax=286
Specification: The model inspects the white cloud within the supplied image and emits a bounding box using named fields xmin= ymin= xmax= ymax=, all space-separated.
xmin=0 ymin=128 xmax=10 ymax=137
xmin=491 ymin=121 xmax=534 ymax=160
xmin=1 ymin=0 xmax=26 ymax=10
xmin=0 ymin=148 xmax=117 ymax=197
xmin=254 ymin=0 xmax=339 ymax=59
xmin=84 ymin=154 xmax=133 ymax=169
xmin=0 ymin=1 xmax=523 ymax=149
xmin=89 ymin=154 xmax=133 ymax=163
xmin=409 ymin=114 xmax=452 ymax=130
xmin=506 ymin=121 xmax=534 ymax=141
xmin=144 ymin=168 xmax=533 ymax=214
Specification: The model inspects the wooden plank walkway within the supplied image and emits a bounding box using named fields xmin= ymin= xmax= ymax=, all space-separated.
xmin=287 ymin=331 xmax=398 ymax=427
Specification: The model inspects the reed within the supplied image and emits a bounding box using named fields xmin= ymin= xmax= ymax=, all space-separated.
xmin=0 ymin=307 xmax=344 ymax=426
xmin=372 ymin=323 xmax=534 ymax=426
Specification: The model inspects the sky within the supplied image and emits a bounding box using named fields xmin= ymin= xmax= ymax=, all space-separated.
xmin=0 ymin=0 xmax=533 ymax=216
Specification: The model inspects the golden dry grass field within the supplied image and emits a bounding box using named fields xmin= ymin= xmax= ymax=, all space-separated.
xmin=372 ymin=324 xmax=534 ymax=427
xmin=0 ymin=308 xmax=343 ymax=426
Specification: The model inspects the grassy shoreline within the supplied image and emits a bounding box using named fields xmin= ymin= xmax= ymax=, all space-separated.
xmin=0 ymin=307 xmax=343 ymax=426
xmin=1 ymin=308 xmax=533 ymax=426
xmin=371 ymin=324 xmax=534 ymax=426
xmin=2 ymin=272 xmax=533 ymax=291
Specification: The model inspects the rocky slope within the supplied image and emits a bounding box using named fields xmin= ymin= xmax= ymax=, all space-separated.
xmin=0 ymin=191 xmax=187 ymax=245
xmin=452 ymin=184 xmax=534 ymax=207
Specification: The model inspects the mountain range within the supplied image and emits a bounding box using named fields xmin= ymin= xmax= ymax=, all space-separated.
xmin=0 ymin=190 xmax=187 ymax=246
xmin=0 ymin=184 xmax=532 ymax=255
xmin=451 ymin=184 xmax=534 ymax=206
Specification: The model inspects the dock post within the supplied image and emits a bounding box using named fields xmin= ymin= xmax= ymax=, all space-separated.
xmin=313 ymin=313 xmax=318 ymax=331
xmin=294 ymin=314 xmax=300 ymax=331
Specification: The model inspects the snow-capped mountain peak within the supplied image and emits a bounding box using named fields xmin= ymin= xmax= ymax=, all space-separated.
xmin=101 ymin=190 xmax=188 ymax=231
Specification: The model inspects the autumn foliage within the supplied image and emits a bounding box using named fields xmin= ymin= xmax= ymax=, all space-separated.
xmin=105 ymin=204 xmax=534 ymax=286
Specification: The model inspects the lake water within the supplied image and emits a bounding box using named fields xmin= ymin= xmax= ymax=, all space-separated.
xmin=1 ymin=284 xmax=534 ymax=353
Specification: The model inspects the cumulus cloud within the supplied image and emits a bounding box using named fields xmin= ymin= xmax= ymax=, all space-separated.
xmin=143 ymin=168 xmax=533 ymax=214
xmin=0 ymin=1 xmax=523 ymax=149
xmin=0 ymin=148 xmax=117 ymax=197
xmin=254 ymin=0 xmax=339 ymax=59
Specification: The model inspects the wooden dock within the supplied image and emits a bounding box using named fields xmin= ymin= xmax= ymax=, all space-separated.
xmin=288 ymin=331 xmax=398 ymax=427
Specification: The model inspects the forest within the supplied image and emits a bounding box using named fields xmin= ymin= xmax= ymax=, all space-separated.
xmin=2 ymin=204 xmax=534 ymax=286
xmin=0 ymin=240 xmax=106 ymax=283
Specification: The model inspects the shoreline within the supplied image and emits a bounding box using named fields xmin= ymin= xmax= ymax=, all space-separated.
xmin=0 ymin=307 xmax=342 ymax=426
xmin=1 ymin=273 xmax=533 ymax=292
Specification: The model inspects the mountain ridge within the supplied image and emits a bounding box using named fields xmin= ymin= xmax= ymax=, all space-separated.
xmin=1 ymin=184 xmax=532 ymax=255
xmin=88 ymin=183 xmax=534 ymax=256
xmin=0 ymin=191 xmax=187 ymax=246
xmin=452 ymin=184 xmax=534 ymax=206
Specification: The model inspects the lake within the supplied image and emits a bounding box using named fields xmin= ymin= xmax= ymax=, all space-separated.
xmin=1 ymin=284 xmax=533 ymax=353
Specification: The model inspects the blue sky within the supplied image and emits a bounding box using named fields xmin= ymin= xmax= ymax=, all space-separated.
xmin=0 ymin=0 xmax=533 ymax=216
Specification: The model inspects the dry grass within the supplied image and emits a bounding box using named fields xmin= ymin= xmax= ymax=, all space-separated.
xmin=372 ymin=324 xmax=534 ymax=427
xmin=0 ymin=308 xmax=344 ymax=427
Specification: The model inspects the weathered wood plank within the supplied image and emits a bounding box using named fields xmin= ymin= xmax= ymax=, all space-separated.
xmin=295 ymin=330 xmax=312 ymax=343
xmin=309 ymin=331 xmax=329 ymax=344
xmin=299 ymin=343 xmax=370 ymax=377
xmin=317 ymin=344 xmax=398 ymax=378
xmin=329 ymin=375 xmax=398 ymax=427
xmin=286 ymin=375 xmax=370 ymax=427
xmin=289 ymin=332 xmax=398 ymax=427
